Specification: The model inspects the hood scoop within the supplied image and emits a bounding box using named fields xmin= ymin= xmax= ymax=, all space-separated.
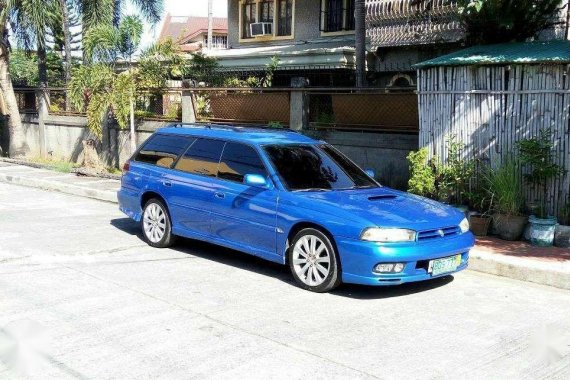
xmin=368 ymin=194 xmax=397 ymax=201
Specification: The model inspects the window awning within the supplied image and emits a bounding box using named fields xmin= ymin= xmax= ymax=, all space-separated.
xmin=206 ymin=41 xmax=356 ymax=71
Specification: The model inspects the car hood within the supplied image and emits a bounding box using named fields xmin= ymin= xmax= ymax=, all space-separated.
xmin=294 ymin=187 xmax=464 ymax=231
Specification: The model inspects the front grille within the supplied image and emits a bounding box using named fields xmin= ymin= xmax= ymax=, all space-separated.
xmin=417 ymin=226 xmax=460 ymax=241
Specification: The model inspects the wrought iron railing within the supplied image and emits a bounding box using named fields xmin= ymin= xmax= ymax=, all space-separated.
xmin=366 ymin=0 xmax=463 ymax=47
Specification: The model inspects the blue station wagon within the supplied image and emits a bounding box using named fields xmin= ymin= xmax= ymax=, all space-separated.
xmin=118 ymin=124 xmax=475 ymax=292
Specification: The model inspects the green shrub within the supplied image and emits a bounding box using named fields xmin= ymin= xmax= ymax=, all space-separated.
xmin=517 ymin=129 xmax=565 ymax=218
xmin=483 ymin=159 xmax=524 ymax=216
xmin=407 ymin=147 xmax=436 ymax=198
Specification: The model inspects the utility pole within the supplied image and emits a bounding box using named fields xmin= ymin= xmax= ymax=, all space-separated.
xmin=207 ymin=0 xmax=213 ymax=51
xmin=355 ymin=0 xmax=366 ymax=87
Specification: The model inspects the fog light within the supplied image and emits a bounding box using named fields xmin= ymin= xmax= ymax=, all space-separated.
xmin=374 ymin=263 xmax=405 ymax=273
xmin=374 ymin=263 xmax=394 ymax=273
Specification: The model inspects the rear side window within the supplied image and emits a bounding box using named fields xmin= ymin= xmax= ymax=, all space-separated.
xmin=174 ymin=138 xmax=225 ymax=177
xmin=135 ymin=134 xmax=193 ymax=168
xmin=218 ymin=142 xmax=267 ymax=183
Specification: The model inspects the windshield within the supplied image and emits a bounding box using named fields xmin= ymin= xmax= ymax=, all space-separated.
xmin=263 ymin=144 xmax=378 ymax=191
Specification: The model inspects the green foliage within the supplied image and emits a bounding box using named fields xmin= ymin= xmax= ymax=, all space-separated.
xmin=435 ymin=136 xmax=475 ymax=204
xmin=69 ymin=64 xmax=116 ymax=136
xmin=407 ymin=137 xmax=473 ymax=203
xmin=262 ymin=56 xmax=280 ymax=87
xmin=407 ymin=147 xmax=436 ymax=198
xmin=138 ymin=38 xmax=184 ymax=89
xmin=9 ymin=49 xmax=66 ymax=86
xmin=83 ymin=15 xmax=143 ymax=64
xmin=517 ymin=129 xmax=565 ymax=218
xmin=482 ymin=159 xmax=524 ymax=216
xmin=458 ymin=0 xmax=563 ymax=44
xmin=267 ymin=121 xmax=284 ymax=129
xmin=184 ymin=53 xmax=222 ymax=86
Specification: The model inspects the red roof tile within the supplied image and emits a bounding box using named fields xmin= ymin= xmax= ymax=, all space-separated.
xmin=159 ymin=14 xmax=228 ymax=44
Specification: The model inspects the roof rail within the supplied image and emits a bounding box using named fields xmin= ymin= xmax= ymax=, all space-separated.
xmin=168 ymin=123 xmax=243 ymax=131
xmin=166 ymin=122 xmax=294 ymax=133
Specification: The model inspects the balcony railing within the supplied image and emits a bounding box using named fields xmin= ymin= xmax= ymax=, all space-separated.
xmin=366 ymin=0 xmax=464 ymax=48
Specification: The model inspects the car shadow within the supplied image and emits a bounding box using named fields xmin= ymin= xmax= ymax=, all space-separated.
xmin=110 ymin=217 xmax=455 ymax=300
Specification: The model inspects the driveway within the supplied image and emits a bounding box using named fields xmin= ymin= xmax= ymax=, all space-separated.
xmin=1 ymin=182 xmax=569 ymax=379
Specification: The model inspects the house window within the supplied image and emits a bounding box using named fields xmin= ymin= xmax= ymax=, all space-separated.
xmin=242 ymin=0 xmax=257 ymax=39
xmin=203 ymin=35 xmax=228 ymax=49
xmin=277 ymin=0 xmax=293 ymax=36
xmin=321 ymin=0 xmax=355 ymax=33
xmin=240 ymin=0 xmax=294 ymax=40
xmin=259 ymin=0 xmax=274 ymax=23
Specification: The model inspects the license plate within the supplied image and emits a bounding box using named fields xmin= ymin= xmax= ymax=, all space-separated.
xmin=428 ymin=255 xmax=462 ymax=276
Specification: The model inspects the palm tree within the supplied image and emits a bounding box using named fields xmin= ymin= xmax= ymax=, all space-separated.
xmin=9 ymin=0 xmax=60 ymax=123
xmin=0 ymin=1 xmax=29 ymax=157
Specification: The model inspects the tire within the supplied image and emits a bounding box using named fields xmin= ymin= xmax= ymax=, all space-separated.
xmin=288 ymin=228 xmax=341 ymax=292
xmin=141 ymin=198 xmax=175 ymax=248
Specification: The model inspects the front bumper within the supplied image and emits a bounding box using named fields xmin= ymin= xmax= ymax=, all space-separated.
xmin=337 ymin=232 xmax=475 ymax=286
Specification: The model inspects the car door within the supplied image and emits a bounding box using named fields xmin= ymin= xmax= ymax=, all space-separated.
xmin=161 ymin=138 xmax=225 ymax=237
xmin=131 ymin=133 xmax=194 ymax=213
xmin=209 ymin=141 xmax=279 ymax=259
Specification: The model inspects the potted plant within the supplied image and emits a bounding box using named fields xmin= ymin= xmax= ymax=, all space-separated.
xmin=466 ymin=185 xmax=492 ymax=237
xmin=483 ymin=159 xmax=527 ymax=241
xmin=554 ymin=200 xmax=570 ymax=248
xmin=517 ymin=130 xmax=565 ymax=247
xmin=435 ymin=136 xmax=474 ymax=216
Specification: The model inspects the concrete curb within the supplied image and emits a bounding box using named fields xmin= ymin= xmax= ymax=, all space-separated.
xmin=0 ymin=172 xmax=118 ymax=204
xmin=468 ymin=250 xmax=570 ymax=290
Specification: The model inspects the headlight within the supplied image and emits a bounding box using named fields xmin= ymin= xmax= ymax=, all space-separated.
xmin=360 ymin=228 xmax=416 ymax=243
xmin=459 ymin=218 xmax=470 ymax=233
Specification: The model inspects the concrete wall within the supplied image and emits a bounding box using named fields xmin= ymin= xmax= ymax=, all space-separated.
xmin=16 ymin=115 xmax=416 ymax=189
xmin=17 ymin=115 xmax=167 ymax=167
xmin=308 ymin=130 xmax=417 ymax=190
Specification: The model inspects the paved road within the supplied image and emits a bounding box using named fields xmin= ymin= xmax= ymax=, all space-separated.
xmin=1 ymin=182 xmax=569 ymax=380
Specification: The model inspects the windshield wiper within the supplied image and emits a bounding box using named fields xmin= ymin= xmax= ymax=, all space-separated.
xmin=293 ymin=188 xmax=331 ymax=192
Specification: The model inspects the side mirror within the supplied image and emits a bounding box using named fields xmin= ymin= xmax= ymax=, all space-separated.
xmin=365 ymin=169 xmax=375 ymax=178
xmin=244 ymin=174 xmax=269 ymax=188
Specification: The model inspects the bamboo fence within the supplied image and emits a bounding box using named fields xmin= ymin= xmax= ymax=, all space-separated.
xmin=417 ymin=64 xmax=570 ymax=217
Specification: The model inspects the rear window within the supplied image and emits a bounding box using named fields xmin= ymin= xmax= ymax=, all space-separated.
xmin=134 ymin=134 xmax=193 ymax=168
xmin=174 ymin=138 xmax=225 ymax=177
xmin=218 ymin=142 xmax=267 ymax=183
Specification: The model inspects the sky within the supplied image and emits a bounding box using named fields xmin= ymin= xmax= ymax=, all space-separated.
xmin=127 ymin=0 xmax=229 ymax=49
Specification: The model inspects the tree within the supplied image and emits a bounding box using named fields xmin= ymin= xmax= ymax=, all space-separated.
xmin=1 ymin=1 xmax=29 ymax=157
xmin=458 ymin=0 xmax=564 ymax=44
xmin=9 ymin=0 xmax=60 ymax=90
xmin=75 ymin=15 xmax=143 ymax=151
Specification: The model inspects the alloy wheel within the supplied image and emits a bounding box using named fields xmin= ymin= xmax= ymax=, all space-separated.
xmin=143 ymin=203 xmax=166 ymax=243
xmin=292 ymin=235 xmax=331 ymax=286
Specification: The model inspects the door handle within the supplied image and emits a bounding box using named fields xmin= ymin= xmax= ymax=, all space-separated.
xmin=214 ymin=192 xmax=225 ymax=199
xmin=162 ymin=181 xmax=172 ymax=187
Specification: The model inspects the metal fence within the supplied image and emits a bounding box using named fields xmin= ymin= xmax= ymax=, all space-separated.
xmin=12 ymin=86 xmax=419 ymax=133
xmin=189 ymin=87 xmax=418 ymax=133
xmin=13 ymin=87 xmax=184 ymax=121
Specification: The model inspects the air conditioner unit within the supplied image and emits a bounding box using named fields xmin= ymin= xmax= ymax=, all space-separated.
xmin=250 ymin=22 xmax=273 ymax=37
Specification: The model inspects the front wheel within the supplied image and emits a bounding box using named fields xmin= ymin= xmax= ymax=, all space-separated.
xmin=288 ymin=228 xmax=341 ymax=292
xmin=141 ymin=198 xmax=175 ymax=248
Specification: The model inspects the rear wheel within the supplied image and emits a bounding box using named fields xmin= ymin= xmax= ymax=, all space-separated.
xmin=288 ymin=228 xmax=341 ymax=292
xmin=141 ymin=199 xmax=175 ymax=248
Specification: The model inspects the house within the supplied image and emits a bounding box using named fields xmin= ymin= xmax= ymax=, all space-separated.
xmin=158 ymin=14 xmax=229 ymax=52
xmin=366 ymin=0 xmax=570 ymax=87
xmin=208 ymin=0 xmax=359 ymax=87
xmin=211 ymin=0 xmax=570 ymax=88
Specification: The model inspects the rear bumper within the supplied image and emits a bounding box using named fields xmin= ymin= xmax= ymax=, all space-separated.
xmin=117 ymin=188 xmax=142 ymax=221
xmin=337 ymin=233 xmax=475 ymax=286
